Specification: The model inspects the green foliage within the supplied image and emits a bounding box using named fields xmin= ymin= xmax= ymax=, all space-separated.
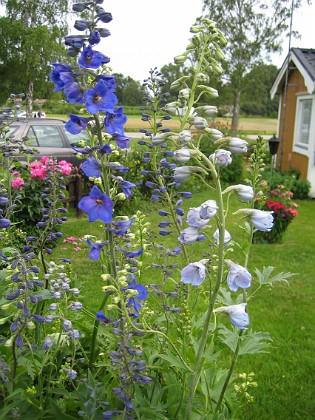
xmin=198 ymin=134 xmax=244 ymax=185
xmin=261 ymin=167 xmax=311 ymax=200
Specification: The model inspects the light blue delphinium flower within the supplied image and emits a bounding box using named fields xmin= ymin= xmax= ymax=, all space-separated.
xmin=225 ymin=259 xmax=252 ymax=292
xmin=181 ymin=259 xmax=208 ymax=286
xmin=214 ymin=303 xmax=249 ymax=330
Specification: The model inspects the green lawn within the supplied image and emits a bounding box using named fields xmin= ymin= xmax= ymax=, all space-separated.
xmin=53 ymin=193 xmax=315 ymax=418
xmin=48 ymin=113 xmax=277 ymax=135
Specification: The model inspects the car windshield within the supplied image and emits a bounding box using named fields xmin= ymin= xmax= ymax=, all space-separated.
xmin=63 ymin=129 xmax=90 ymax=146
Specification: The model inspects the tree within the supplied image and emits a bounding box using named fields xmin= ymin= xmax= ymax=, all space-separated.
xmin=113 ymin=73 xmax=144 ymax=106
xmin=0 ymin=0 xmax=69 ymax=113
xmin=241 ymin=62 xmax=279 ymax=116
xmin=202 ymin=0 xmax=304 ymax=133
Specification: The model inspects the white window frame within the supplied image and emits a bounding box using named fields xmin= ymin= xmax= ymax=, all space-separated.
xmin=293 ymin=94 xmax=315 ymax=157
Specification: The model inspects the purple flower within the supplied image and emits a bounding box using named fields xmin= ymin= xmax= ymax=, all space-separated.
xmin=81 ymin=156 xmax=101 ymax=178
xmin=210 ymin=149 xmax=232 ymax=167
xmin=66 ymin=369 xmax=77 ymax=380
xmin=43 ymin=336 xmax=53 ymax=350
xmin=199 ymin=200 xmax=218 ymax=219
xmin=78 ymin=45 xmax=110 ymax=69
xmin=86 ymin=238 xmax=107 ymax=260
xmin=85 ymin=79 xmax=118 ymax=114
xmin=104 ymin=106 xmax=127 ymax=136
xmin=213 ymin=229 xmax=232 ymax=247
xmin=178 ymin=227 xmax=199 ymax=244
xmin=78 ymin=185 xmax=113 ymax=223
xmin=65 ymin=114 xmax=90 ymax=134
xmin=0 ymin=218 xmax=10 ymax=228
xmin=214 ymin=303 xmax=249 ymax=330
xmin=181 ymin=259 xmax=208 ymax=286
xmin=186 ymin=207 xmax=210 ymax=228
xmin=225 ymin=259 xmax=252 ymax=291
xmin=122 ymin=274 xmax=148 ymax=314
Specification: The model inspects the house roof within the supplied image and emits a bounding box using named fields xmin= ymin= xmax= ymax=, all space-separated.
xmin=270 ymin=48 xmax=315 ymax=99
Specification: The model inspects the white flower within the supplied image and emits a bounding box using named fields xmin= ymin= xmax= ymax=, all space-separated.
xmin=213 ymin=229 xmax=232 ymax=247
xmin=178 ymin=227 xmax=200 ymax=244
xmin=199 ymin=200 xmax=218 ymax=219
xmin=214 ymin=303 xmax=249 ymax=329
xmin=178 ymin=130 xmax=192 ymax=144
xmin=179 ymin=88 xmax=191 ymax=100
xmin=227 ymin=137 xmax=248 ymax=154
xmin=204 ymin=127 xmax=224 ymax=141
xmin=173 ymin=166 xmax=194 ymax=182
xmin=193 ymin=116 xmax=208 ymax=130
xmin=224 ymin=184 xmax=254 ymax=202
xmin=210 ymin=149 xmax=232 ymax=167
xmin=235 ymin=209 xmax=274 ymax=232
xmin=173 ymin=147 xmax=192 ymax=164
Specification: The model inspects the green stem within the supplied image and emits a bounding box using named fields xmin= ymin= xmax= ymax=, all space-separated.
xmin=185 ymin=157 xmax=226 ymax=419
xmin=215 ymin=331 xmax=243 ymax=414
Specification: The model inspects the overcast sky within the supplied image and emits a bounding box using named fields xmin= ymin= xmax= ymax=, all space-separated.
xmin=97 ymin=0 xmax=315 ymax=82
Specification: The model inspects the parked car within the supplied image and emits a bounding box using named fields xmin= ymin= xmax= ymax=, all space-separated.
xmin=7 ymin=118 xmax=89 ymax=166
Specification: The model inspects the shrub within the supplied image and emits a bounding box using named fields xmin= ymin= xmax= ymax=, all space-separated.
xmin=254 ymin=183 xmax=298 ymax=243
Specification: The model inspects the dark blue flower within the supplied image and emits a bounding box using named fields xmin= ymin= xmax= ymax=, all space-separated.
xmin=88 ymin=30 xmax=101 ymax=45
xmin=96 ymin=8 xmax=113 ymax=23
xmin=64 ymin=82 xmax=85 ymax=104
xmin=113 ymin=176 xmax=137 ymax=198
xmin=0 ymin=197 xmax=9 ymax=205
xmin=104 ymin=106 xmax=127 ymax=136
xmin=118 ymin=247 xmax=144 ymax=259
xmin=86 ymin=238 xmax=107 ymax=260
xmin=0 ymin=218 xmax=10 ymax=228
xmin=50 ymin=63 xmax=74 ymax=92
xmin=97 ymin=28 xmax=111 ymax=38
xmin=96 ymin=310 xmax=111 ymax=324
xmin=78 ymin=185 xmax=113 ymax=223
xmin=81 ymin=156 xmax=101 ymax=178
xmin=111 ymin=218 xmax=135 ymax=235
xmin=74 ymin=19 xmax=91 ymax=31
xmin=122 ymin=274 xmax=148 ymax=314
xmin=65 ymin=114 xmax=90 ymax=134
xmin=85 ymin=79 xmax=118 ymax=114
xmin=65 ymin=35 xmax=85 ymax=49
xmin=97 ymin=74 xmax=116 ymax=91
xmin=78 ymin=45 xmax=110 ymax=69
xmin=112 ymin=134 xmax=130 ymax=149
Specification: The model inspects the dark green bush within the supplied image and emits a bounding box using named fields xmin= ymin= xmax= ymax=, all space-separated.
xmin=260 ymin=167 xmax=311 ymax=200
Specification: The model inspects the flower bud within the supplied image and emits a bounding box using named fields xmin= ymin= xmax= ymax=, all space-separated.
xmin=179 ymin=88 xmax=191 ymax=100
xmin=174 ymin=54 xmax=188 ymax=64
xmin=193 ymin=117 xmax=208 ymax=130
xmin=190 ymin=25 xmax=205 ymax=33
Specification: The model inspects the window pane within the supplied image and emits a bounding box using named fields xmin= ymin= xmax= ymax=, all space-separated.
xmin=299 ymin=99 xmax=312 ymax=145
xmin=32 ymin=126 xmax=64 ymax=147
xmin=26 ymin=127 xmax=38 ymax=147
xmin=63 ymin=129 xmax=90 ymax=147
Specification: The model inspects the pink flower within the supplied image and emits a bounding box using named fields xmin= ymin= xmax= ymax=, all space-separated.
xmin=12 ymin=177 xmax=24 ymax=190
xmin=30 ymin=161 xmax=47 ymax=179
xmin=58 ymin=160 xmax=73 ymax=176
xmin=40 ymin=156 xmax=53 ymax=165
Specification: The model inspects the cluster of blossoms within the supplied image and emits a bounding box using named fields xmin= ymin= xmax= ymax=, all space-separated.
xmin=254 ymin=182 xmax=297 ymax=243
xmin=0 ymin=2 xmax=287 ymax=418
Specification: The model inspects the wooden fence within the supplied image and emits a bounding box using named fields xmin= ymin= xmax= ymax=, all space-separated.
xmin=65 ymin=174 xmax=82 ymax=216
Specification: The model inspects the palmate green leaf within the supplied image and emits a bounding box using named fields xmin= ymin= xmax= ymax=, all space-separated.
xmin=157 ymin=350 xmax=192 ymax=372
xmin=218 ymin=325 xmax=272 ymax=354
xmin=17 ymin=355 xmax=41 ymax=380
xmin=254 ymin=266 xmax=296 ymax=286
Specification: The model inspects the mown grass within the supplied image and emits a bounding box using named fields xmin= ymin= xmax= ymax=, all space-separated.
xmin=53 ymin=192 xmax=315 ymax=419
xmin=48 ymin=113 xmax=277 ymax=135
